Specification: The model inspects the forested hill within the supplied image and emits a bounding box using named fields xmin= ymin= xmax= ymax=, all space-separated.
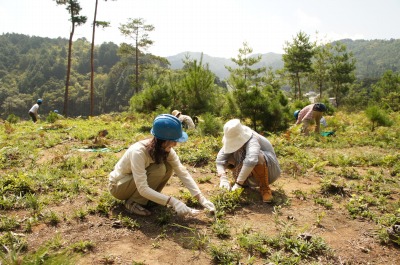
xmin=0 ymin=33 xmax=399 ymax=118
xmin=167 ymin=52 xmax=284 ymax=80
xmin=339 ymin=39 xmax=400 ymax=79
xmin=167 ymin=39 xmax=400 ymax=80
xmin=0 ymin=33 xmax=163 ymax=118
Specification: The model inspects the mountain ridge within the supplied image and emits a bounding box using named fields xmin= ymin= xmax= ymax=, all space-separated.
xmin=166 ymin=38 xmax=400 ymax=80
xmin=166 ymin=52 xmax=283 ymax=80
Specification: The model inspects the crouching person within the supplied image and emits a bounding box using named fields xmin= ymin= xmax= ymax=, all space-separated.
xmin=108 ymin=114 xmax=215 ymax=216
xmin=216 ymin=119 xmax=281 ymax=203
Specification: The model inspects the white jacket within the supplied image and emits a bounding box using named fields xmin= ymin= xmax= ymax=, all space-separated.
xmin=109 ymin=139 xmax=201 ymax=205
xmin=216 ymin=131 xmax=281 ymax=184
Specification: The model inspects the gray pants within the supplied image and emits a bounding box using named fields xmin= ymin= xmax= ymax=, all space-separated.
xmin=108 ymin=162 xmax=173 ymax=205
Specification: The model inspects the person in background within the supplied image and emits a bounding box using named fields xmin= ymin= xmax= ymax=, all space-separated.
xmin=216 ymin=119 xmax=281 ymax=203
xmin=294 ymin=109 xmax=327 ymax=128
xmin=53 ymin=110 xmax=63 ymax=118
xmin=172 ymin=110 xmax=196 ymax=129
xmin=108 ymin=114 xmax=215 ymax=216
xmin=28 ymin=98 xmax=42 ymax=123
xmin=295 ymin=103 xmax=327 ymax=135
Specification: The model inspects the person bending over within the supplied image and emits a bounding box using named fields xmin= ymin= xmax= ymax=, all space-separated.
xmin=108 ymin=114 xmax=215 ymax=216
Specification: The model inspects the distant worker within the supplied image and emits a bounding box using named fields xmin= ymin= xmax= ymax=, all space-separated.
xmin=172 ymin=110 xmax=196 ymax=129
xmin=294 ymin=109 xmax=327 ymax=127
xmin=108 ymin=114 xmax=215 ymax=216
xmin=53 ymin=110 xmax=63 ymax=118
xmin=295 ymin=103 xmax=327 ymax=135
xmin=28 ymin=98 xmax=43 ymax=123
xmin=216 ymin=119 xmax=281 ymax=203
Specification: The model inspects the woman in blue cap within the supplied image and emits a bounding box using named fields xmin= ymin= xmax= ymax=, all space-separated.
xmin=108 ymin=114 xmax=215 ymax=216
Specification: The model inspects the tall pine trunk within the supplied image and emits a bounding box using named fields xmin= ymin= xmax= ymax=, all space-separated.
xmin=64 ymin=23 xmax=75 ymax=117
xmin=90 ymin=0 xmax=99 ymax=116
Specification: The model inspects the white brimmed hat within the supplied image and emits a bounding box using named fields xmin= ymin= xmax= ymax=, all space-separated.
xmin=171 ymin=110 xmax=181 ymax=117
xmin=222 ymin=119 xmax=253 ymax=153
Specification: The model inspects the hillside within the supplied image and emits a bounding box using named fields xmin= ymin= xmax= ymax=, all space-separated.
xmin=166 ymin=39 xmax=400 ymax=80
xmin=340 ymin=39 xmax=400 ymax=79
xmin=0 ymin=33 xmax=400 ymax=118
xmin=167 ymin=52 xmax=283 ymax=80
xmin=0 ymin=111 xmax=399 ymax=264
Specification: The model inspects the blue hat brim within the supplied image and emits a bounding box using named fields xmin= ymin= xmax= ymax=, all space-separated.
xmin=150 ymin=129 xmax=188 ymax=143
xmin=176 ymin=131 xmax=188 ymax=143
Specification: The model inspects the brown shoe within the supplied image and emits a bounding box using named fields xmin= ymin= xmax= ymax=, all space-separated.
xmin=260 ymin=186 xmax=273 ymax=203
xmin=125 ymin=202 xmax=151 ymax=216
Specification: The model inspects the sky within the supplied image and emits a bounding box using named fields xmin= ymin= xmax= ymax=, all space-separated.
xmin=1 ymin=0 xmax=399 ymax=58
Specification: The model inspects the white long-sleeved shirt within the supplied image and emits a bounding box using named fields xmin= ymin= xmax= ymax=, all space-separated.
xmin=216 ymin=131 xmax=281 ymax=184
xmin=29 ymin=103 xmax=39 ymax=115
xmin=109 ymin=139 xmax=201 ymax=205
xmin=178 ymin=114 xmax=195 ymax=129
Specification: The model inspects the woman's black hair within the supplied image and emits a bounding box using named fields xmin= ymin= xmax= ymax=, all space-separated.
xmin=145 ymin=137 xmax=169 ymax=164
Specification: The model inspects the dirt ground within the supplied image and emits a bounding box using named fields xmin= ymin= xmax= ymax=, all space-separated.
xmin=5 ymin=142 xmax=400 ymax=265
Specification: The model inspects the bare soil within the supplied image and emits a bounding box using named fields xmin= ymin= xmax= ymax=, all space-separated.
xmin=5 ymin=141 xmax=400 ymax=265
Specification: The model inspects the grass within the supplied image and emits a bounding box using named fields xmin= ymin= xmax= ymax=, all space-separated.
xmin=0 ymin=111 xmax=399 ymax=264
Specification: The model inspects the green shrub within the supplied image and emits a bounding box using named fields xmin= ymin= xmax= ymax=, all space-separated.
xmin=211 ymin=219 xmax=231 ymax=239
xmin=69 ymin=240 xmax=95 ymax=253
xmin=197 ymin=112 xmax=223 ymax=136
xmin=0 ymin=173 xmax=34 ymax=197
xmin=211 ymin=189 xmax=243 ymax=217
xmin=0 ymin=147 xmax=23 ymax=169
xmin=209 ymin=243 xmax=241 ymax=264
xmin=6 ymin=114 xmax=19 ymax=124
xmin=365 ymin=106 xmax=393 ymax=131
xmin=46 ymin=111 xmax=59 ymax=123
xmin=0 ymin=232 xmax=28 ymax=258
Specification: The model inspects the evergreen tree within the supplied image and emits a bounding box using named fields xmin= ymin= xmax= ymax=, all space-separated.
xmin=179 ymin=54 xmax=218 ymax=115
xmin=119 ymin=18 xmax=155 ymax=94
xmin=328 ymin=42 xmax=356 ymax=107
xmin=226 ymin=42 xmax=265 ymax=89
xmin=129 ymin=66 xmax=173 ymax=113
xmin=226 ymin=42 xmax=266 ymax=129
xmin=55 ymin=0 xmax=87 ymax=117
xmin=371 ymin=70 xmax=400 ymax=111
xmin=282 ymin=31 xmax=315 ymax=99
xmin=311 ymin=43 xmax=332 ymax=98
xmin=226 ymin=43 xmax=288 ymax=132
xmin=90 ymin=0 xmax=112 ymax=116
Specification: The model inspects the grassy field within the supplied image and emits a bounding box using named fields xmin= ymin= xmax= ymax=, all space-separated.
xmin=0 ymin=111 xmax=399 ymax=264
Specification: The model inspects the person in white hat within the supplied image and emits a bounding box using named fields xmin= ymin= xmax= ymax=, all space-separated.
xmin=172 ymin=109 xmax=196 ymax=130
xmin=216 ymin=119 xmax=281 ymax=202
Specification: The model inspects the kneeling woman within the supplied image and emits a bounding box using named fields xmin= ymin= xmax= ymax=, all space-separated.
xmin=216 ymin=119 xmax=281 ymax=202
xmin=109 ymin=114 xmax=215 ymax=216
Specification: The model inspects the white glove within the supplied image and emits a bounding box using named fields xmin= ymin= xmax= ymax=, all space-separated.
xmin=231 ymin=183 xmax=243 ymax=191
xmin=219 ymin=174 xmax=231 ymax=190
xmin=236 ymin=165 xmax=253 ymax=184
xmin=168 ymin=197 xmax=201 ymax=216
xmin=198 ymin=194 xmax=216 ymax=212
